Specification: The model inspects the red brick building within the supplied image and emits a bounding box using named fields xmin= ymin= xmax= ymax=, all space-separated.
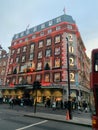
xmin=4 ymin=14 xmax=90 ymax=103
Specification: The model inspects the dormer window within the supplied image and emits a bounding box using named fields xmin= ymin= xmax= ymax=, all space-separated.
xmin=48 ymin=20 xmax=52 ymax=26
xmin=41 ymin=24 xmax=45 ymax=29
xmin=33 ymin=26 xmax=37 ymax=32
xmin=56 ymin=17 xmax=61 ymax=23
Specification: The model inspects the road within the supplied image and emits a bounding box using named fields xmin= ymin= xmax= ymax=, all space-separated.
xmin=0 ymin=104 xmax=92 ymax=130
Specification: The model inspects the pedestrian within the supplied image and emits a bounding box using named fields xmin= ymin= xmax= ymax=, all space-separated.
xmin=83 ymin=101 xmax=88 ymax=112
xmin=9 ymin=97 xmax=14 ymax=109
xmin=60 ymin=100 xmax=63 ymax=109
xmin=52 ymin=100 xmax=56 ymax=110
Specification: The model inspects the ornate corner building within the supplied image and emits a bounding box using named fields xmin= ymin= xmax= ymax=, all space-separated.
xmin=3 ymin=14 xmax=90 ymax=102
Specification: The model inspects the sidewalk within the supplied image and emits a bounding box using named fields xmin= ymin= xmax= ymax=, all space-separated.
xmin=24 ymin=111 xmax=92 ymax=127
xmin=0 ymin=104 xmax=92 ymax=127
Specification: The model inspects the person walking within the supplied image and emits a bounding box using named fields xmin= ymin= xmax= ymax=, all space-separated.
xmin=9 ymin=97 xmax=14 ymax=109
xmin=52 ymin=100 xmax=56 ymax=110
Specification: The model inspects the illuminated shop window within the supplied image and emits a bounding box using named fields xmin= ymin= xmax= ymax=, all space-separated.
xmin=17 ymin=48 xmax=21 ymax=54
xmin=54 ymin=72 xmax=60 ymax=82
xmin=30 ymin=44 xmax=35 ymax=53
xmin=70 ymin=72 xmax=75 ymax=81
xmin=46 ymin=38 xmax=51 ymax=46
xmin=55 ymin=47 xmax=60 ymax=55
xmin=29 ymin=53 xmax=34 ymax=60
xmin=45 ymin=74 xmax=50 ymax=82
xmin=36 ymin=74 xmax=41 ymax=81
xmin=45 ymin=49 xmax=51 ymax=57
xmin=21 ymin=56 xmax=26 ymax=62
xmin=23 ymin=46 xmax=27 ymax=52
xmin=54 ymin=58 xmax=60 ymax=68
xmin=38 ymin=51 xmax=42 ymax=59
xmin=38 ymin=41 xmax=44 ymax=48
xmin=69 ymin=57 xmax=74 ymax=66
xmin=37 ymin=62 xmax=42 ymax=70
xmin=55 ymin=35 xmax=61 ymax=44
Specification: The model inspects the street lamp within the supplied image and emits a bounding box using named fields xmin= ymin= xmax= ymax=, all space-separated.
xmin=66 ymin=37 xmax=71 ymax=99
xmin=66 ymin=37 xmax=72 ymax=119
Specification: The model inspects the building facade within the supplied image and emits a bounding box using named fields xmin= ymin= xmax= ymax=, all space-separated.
xmin=0 ymin=47 xmax=9 ymax=98
xmin=4 ymin=14 xmax=90 ymax=103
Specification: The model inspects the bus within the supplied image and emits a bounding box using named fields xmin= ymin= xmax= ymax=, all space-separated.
xmin=90 ymin=48 xmax=98 ymax=130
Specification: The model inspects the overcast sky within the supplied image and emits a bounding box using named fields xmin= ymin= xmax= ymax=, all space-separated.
xmin=0 ymin=0 xmax=98 ymax=58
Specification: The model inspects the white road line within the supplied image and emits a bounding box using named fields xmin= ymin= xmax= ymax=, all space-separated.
xmin=16 ymin=120 xmax=48 ymax=130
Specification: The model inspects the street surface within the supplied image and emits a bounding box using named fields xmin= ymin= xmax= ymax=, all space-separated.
xmin=0 ymin=104 xmax=92 ymax=130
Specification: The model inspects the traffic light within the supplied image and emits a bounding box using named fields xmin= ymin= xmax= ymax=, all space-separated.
xmin=33 ymin=81 xmax=41 ymax=90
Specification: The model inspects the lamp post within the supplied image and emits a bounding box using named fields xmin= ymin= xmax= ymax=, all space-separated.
xmin=66 ymin=37 xmax=72 ymax=119
xmin=66 ymin=37 xmax=71 ymax=99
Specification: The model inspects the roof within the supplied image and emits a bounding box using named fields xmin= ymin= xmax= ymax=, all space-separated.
xmin=12 ymin=14 xmax=75 ymax=40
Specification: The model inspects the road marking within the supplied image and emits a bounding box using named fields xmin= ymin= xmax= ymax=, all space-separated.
xmin=16 ymin=120 xmax=48 ymax=130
